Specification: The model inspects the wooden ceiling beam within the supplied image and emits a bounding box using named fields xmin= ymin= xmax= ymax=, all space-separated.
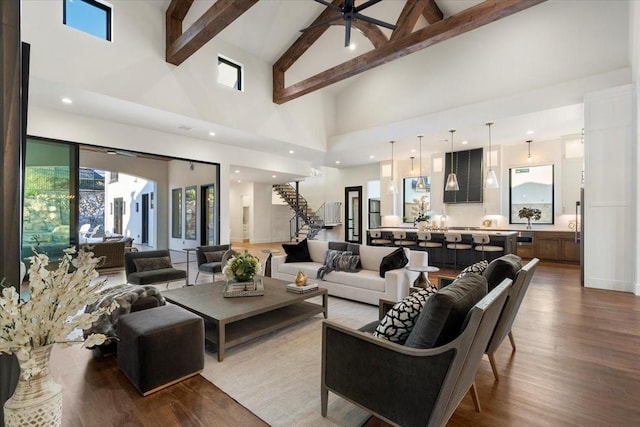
xmin=274 ymin=0 xmax=545 ymax=104
xmin=166 ymin=0 xmax=258 ymax=66
xmin=391 ymin=0 xmax=432 ymax=41
xmin=166 ymin=0 xmax=194 ymax=56
xmin=422 ymin=0 xmax=444 ymax=24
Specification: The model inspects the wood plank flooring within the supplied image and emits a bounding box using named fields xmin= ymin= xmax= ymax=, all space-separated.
xmin=52 ymin=247 xmax=640 ymax=426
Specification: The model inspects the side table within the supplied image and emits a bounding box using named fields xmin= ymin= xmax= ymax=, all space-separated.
xmin=406 ymin=265 xmax=440 ymax=289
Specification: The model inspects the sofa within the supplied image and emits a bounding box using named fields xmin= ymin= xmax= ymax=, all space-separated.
xmin=271 ymin=239 xmax=426 ymax=305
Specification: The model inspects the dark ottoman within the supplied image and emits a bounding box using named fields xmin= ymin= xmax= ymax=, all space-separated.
xmin=117 ymin=304 xmax=204 ymax=395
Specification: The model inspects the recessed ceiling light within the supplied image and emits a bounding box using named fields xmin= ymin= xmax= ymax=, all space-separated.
xmin=234 ymin=170 xmax=240 ymax=173
xmin=410 ymin=149 xmax=416 ymax=153
xmin=369 ymin=155 xmax=375 ymax=159
xmin=462 ymin=140 xmax=468 ymax=145
xmin=335 ymin=160 xmax=341 ymax=164
xmin=289 ymin=150 xmax=295 ymax=154
xmin=61 ymin=97 xmax=72 ymax=104
xmin=527 ymin=130 xmax=534 ymax=135
xmin=237 ymin=180 xmax=242 ymax=183
xmin=209 ymin=131 xmax=216 ymax=136
xmin=272 ymin=175 xmax=277 ymax=178
xmin=106 ymin=150 xmax=117 ymax=155
xmin=349 ymin=43 xmax=356 ymax=51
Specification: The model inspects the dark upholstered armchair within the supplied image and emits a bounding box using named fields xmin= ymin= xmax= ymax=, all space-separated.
xmin=485 ymin=257 xmax=539 ymax=380
xmin=124 ymin=250 xmax=187 ymax=287
xmin=321 ymin=277 xmax=512 ymax=427
xmin=194 ymin=244 xmax=231 ymax=282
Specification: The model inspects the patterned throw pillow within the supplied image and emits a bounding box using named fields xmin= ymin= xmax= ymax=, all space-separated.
xmin=373 ymin=286 xmax=438 ymax=344
xmin=334 ymin=254 xmax=361 ymax=272
xmin=455 ymin=260 xmax=489 ymax=279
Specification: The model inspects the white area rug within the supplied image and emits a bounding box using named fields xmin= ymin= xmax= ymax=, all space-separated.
xmin=200 ymin=296 xmax=378 ymax=426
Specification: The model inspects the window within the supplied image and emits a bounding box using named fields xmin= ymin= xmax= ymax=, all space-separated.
xmin=109 ymin=171 xmax=118 ymax=183
xmin=403 ymin=177 xmax=430 ymax=223
xmin=184 ymin=186 xmax=197 ymax=240
xmin=509 ymin=164 xmax=554 ymax=225
xmin=63 ymin=0 xmax=112 ymax=41
xmin=171 ymin=188 xmax=182 ymax=239
xmin=218 ymin=56 xmax=243 ymax=91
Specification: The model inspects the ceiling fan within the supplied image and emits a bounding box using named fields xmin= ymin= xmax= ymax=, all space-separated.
xmin=301 ymin=0 xmax=397 ymax=47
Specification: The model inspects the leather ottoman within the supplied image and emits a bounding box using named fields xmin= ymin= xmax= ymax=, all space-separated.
xmin=117 ymin=304 xmax=204 ymax=395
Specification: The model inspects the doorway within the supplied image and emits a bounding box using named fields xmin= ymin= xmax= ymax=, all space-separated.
xmin=345 ymin=186 xmax=363 ymax=243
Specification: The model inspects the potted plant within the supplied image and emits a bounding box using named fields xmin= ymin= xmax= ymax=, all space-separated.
xmin=222 ymin=252 xmax=262 ymax=283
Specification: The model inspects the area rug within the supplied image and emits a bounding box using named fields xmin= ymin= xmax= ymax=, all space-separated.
xmin=200 ymin=296 xmax=379 ymax=426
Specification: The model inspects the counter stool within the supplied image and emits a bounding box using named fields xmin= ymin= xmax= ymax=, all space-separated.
xmin=392 ymin=231 xmax=415 ymax=247
xmin=472 ymin=234 xmax=504 ymax=261
xmin=444 ymin=233 xmax=472 ymax=269
xmin=370 ymin=230 xmax=392 ymax=246
xmin=416 ymin=231 xmax=442 ymax=261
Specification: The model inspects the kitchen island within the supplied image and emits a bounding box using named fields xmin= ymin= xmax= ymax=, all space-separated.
xmin=367 ymin=227 xmax=518 ymax=268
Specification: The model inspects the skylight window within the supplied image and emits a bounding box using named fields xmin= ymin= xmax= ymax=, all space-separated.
xmin=218 ymin=56 xmax=243 ymax=91
xmin=63 ymin=0 xmax=112 ymax=41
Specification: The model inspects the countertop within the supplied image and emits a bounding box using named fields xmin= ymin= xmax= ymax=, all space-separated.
xmin=372 ymin=227 xmax=518 ymax=236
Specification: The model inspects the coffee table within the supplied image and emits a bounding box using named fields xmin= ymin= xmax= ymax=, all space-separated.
xmin=162 ymin=276 xmax=328 ymax=361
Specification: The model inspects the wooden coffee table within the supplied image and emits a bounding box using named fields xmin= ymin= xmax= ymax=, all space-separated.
xmin=163 ymin=276 xmax=328 ymax=361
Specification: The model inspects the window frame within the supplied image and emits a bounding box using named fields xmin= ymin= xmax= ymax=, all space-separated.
xmin=63 ymin=0 xmax=113 ymax=42
xmin=217 ymin=55 xmax=243 ymax=91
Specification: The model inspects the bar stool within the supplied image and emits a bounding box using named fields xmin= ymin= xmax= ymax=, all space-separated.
xmin=416 ymin=231 xmax=442 ymax=261
xmin=472 ymin=234 xmax=504 ymax=261
xmin=370 ymin=230 xmax=393 ymax=246
xmin=393 ymin=231 xmax=415 ymax=247
xmin=444 ymin=233 xmax=472 ymax=269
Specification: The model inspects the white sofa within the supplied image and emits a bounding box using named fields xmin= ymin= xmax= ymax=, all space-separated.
xmin=271 ymin=240 xmax=428 ymax=305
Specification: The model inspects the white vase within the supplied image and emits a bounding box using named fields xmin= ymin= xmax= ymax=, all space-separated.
xmin=4 ymin=345 xmax=63 ymax=427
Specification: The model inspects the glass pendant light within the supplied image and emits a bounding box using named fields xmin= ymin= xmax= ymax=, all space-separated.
xmin=387 ymin=140 xmax=398 ymax=194
xmin=415 ymin=135 xmax=427 ymax=192
xmin=527 ymin=139 xmax=533 ymax=163
xmin=484 ymin=122 xmax=499 ymax=189
xmin=445 ymin=129 xmax=459 ymax=191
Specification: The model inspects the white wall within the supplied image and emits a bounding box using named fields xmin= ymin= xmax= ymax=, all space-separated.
xmin=584 ymin=85 xmax=634 ymax=294
xmin=21 ymin=0 xmax=333 ymax=152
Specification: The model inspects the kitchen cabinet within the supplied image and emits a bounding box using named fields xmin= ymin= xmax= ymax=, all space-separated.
xmin=534 ymin=231 xmax=579 ymax=263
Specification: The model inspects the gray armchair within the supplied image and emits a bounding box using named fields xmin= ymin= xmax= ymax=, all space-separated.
xmin=194 ymin=244 xmax=231 ymax=282
xmin=321 ymin=276 xmax=512 ymax=427
xmin=486 ymin=257 xmax=539 ymax=381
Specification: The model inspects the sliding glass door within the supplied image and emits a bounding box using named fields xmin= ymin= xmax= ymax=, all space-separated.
xmin=22 ymin=137 xmax=78 ymax=264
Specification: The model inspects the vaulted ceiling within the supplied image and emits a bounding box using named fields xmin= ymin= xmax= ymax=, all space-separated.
xmin=164 ymin=0 xmax=546 ymax=103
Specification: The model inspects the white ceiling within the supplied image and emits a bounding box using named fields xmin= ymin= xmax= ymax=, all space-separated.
xmin=29 ymin=0 xmax=588 ymax=183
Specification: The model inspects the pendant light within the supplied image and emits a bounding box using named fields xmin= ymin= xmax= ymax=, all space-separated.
xmin=527 ymin=139 xmax=533 ymax=163
xmin=409 ymin=156 xmax=415 ymax=176
xmin=415 ymin=135 xmax=427 ymax=192
xmin=445 ymin=129 xmax=459 ymax=191
xmin=387 ymin=140 xmax=398 ymax=194
xmin=484 ymin=122 xmax=499 ymax=189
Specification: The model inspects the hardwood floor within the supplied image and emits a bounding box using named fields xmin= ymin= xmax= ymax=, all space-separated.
xmin=53 ymin=248 xmax=640 ymax=426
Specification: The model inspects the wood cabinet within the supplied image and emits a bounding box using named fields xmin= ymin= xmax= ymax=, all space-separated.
xmin=534 ymin=231 xmax=580 ymax=263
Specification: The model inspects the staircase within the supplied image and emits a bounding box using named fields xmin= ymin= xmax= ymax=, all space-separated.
xmin=272 ymin=183 xmax=342 ymax=241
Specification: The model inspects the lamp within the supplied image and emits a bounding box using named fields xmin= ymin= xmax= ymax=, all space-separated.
xmin=484 ymin=122 xmax=499 ymax=189
xmin=409 ymin=156 xmax=415 ymax=176
xmin=527 ymin=139 xmax=533 ymax=163
xmin=445 ymin=129 xmax=459 ymax=191
xmin=387 ymin=140 xmax=397 ymax=194
xmin=415 ymin=135 xmax=427 ymax=192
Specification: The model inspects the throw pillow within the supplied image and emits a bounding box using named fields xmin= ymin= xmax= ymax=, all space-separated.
xmin=133 ymin=256 xmax=173 ymax=272
xmin=373 ymin=286 xmax=438 ymax=344
xmin=346 ymin=243 xmax=360 ymax=255
xmin=328 ymin=241 xmax=348 ymax=251
xmin=405 ymin=273 xmax=488 ymax=349
xmin=483 ymin=254 xmax=522 ymax=291
xmin=379 ymin=248 xmax=409 ymax=278
xmin=282 ymin=239 xmax=312 ymax=263
xmin=204 ymin=251 xmax=225 ymax=263
xmin=455 ymin=260 xmax=489 ymax=279
xmin=334 ymin=254 xmax=361 ymax=272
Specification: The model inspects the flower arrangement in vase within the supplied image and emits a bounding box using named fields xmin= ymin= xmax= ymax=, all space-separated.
xmin=0 ymin=247 xmax=117 ymax=426
xmin=411 ymin=195 xmax=431 ymax=230
xmin=222 ymin=252 xmax=262 ymax=283
xmin=518 ymin=207 xmax=542 ymax=229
